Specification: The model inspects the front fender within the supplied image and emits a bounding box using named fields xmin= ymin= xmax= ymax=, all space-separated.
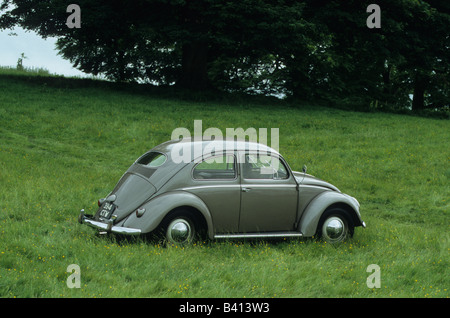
xmin=122 ymin=191 xmax=214 ymax=237
xmin=299 ymin=191 xmax=363 ymax=237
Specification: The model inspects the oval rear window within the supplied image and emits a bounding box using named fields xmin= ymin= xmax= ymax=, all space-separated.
xmin=137 ymin=152 xmax=167 ymax=168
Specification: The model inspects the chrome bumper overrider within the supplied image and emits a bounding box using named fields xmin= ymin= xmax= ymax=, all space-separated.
xmin=78 ymin=210 xmax=141 ymax=235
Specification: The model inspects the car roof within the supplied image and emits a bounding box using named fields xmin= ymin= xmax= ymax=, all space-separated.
xmin=150 ymin=137 xmax=280 ymax=159
xmin=131 ymin=138 xmax=284 ymax=189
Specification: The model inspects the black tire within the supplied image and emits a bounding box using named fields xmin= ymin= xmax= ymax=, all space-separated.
xmin=317 ymin=208 xmax=354 ymax=244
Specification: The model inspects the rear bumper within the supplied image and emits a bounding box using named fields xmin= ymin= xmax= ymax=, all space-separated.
xmin=78 ymin=210 xmax=141 ymax=235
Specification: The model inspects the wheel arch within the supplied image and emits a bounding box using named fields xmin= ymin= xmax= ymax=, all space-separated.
xmin=161 ymin=205 xmax=209 ymax=239
xmin=321 ymin=202 xmax=362 ymax=228
xmin=122 ymin=191 xmax=214 ymax=238
xmin=299 ymin=191 xmax=362 ymax=237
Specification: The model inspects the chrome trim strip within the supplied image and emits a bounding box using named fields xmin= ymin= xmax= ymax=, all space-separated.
xmin=240 ymin=184 xmax=297 ymax=188
xmin=181 ymin=184 xmax=297 ymax=191
xmin=181 ymin=184 xmax=240 ymax=191
xmin=214 ymin=232 xmax=302 ymax=239
xmin=298 ymin=184 xmax=333 ymax=191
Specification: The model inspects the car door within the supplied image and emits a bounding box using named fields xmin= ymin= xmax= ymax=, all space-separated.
xmin=238 ymin=152 xmax=298 ymax=233
xmin=187 ymin=153 xmax=241 ymax=233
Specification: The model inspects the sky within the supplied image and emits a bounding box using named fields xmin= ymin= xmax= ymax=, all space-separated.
xmin=0 ymin=26 xmax=87 ymax=77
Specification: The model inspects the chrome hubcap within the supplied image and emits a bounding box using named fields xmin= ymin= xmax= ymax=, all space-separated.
xmin=168 ymin=219 xmax=191 ymax=243
xmin=322 ymin=216 xmax=346 ymax=242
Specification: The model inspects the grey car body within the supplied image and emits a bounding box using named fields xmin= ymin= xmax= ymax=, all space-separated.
xmin=79 ymin=138 xmax=365 ymax=244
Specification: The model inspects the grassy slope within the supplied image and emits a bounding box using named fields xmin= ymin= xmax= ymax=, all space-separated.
xmin=0 ymin=71 xmax=448 ymax=298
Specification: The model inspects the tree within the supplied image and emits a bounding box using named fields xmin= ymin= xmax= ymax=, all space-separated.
xmin=0 ymin=0 xmax=310 ymax=91
xmin=280 ymin=0 xmax=449 ymax=111
xmin=405 ymin=0 xmax=450 ymax=110
xmin=1 ymin=0 xmax=447 ymax=109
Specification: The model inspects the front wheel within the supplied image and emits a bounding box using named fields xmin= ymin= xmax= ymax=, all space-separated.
xmin=317 ymin=209 xmax=353 ymax=244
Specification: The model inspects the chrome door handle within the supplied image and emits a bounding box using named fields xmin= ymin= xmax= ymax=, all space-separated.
xmin=242 ymin=187 xmax=251 ymax=192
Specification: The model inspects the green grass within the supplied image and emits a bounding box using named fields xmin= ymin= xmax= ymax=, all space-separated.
xmin=0 ymin=68 xmax=448 ymax=298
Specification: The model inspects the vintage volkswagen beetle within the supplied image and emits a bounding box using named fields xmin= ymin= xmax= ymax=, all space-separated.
xmin=78 ymin=138 xmax=365 ymax=244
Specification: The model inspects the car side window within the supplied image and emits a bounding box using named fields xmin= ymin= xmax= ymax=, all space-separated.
xmin=193 ymin=154 xmax=236 ymax=180
xmin=137 ymin=152 xmax=166 ymax=168
xmin=243 ymin=154 xmax=288 ymax=180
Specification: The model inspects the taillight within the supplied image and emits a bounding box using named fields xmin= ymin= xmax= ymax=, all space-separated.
xmin=98 ymin=198 xmax=105 ymax=207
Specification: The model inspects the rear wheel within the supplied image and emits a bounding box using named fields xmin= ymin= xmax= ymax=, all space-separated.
xmin=317 ymin=209 xmax=354 ymax=244
xmin=165 ymin=214 xmax=196 ymax=245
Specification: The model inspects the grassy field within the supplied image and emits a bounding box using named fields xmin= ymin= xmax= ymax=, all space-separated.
xmin=0 ymin=69 xmax=448 ymax=298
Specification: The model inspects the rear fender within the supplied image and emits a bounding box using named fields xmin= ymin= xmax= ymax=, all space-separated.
xmin=122 ymin=191 xmax=214 ymax=238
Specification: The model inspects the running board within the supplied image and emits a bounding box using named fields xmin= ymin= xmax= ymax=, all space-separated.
xmin=214 ymin=232 xmax=303 ymax=239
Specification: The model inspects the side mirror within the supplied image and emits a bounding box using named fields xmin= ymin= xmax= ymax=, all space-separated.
xmin=302 ymin=165 xmax=307 ymax=173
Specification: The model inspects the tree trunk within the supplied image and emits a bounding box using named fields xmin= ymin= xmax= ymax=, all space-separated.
xmin=412 ymin=73 xmax=426 ymax=111
xmin=177 ymin=41 xmax=211 ymax=90
xmin=382 ymin=64 xmax=391 ymax=95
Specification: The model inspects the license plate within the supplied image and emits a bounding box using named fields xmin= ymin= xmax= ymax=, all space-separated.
xmin=99 ymin=202 xmax=116 ymax=219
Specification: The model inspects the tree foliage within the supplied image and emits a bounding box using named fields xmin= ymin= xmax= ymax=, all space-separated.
xmin=1 ymin=0 xmax=448 ymax=111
